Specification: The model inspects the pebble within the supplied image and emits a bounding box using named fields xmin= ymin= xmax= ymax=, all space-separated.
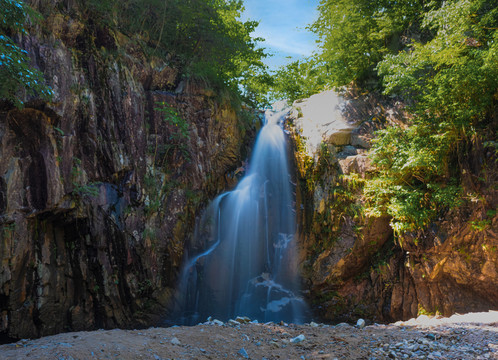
xmin=368 ymin=328 xmax=497 ymax=360
xmin=309 ymin=322 xmax=319 ymax=327
xmin=426 ymin=333 xmax=437 ymax=341
xmin=290 ymin=334 xmax=306 ymax=344
xmin=170 ymin=337 xmax=181 ymax=346
xmin=336 ymin=323 xmax=351 ymax=328
xmin=238 ymin=347 xmax=249 ymax=359
xmin=236 ymin=316 xmax=251 ymax=324
xmin=357 ymin=319 xmax=366 ymax=329
xmin=2 ymin=313 xmax=497 ymax=360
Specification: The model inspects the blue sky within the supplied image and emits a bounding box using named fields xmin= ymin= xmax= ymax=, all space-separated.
xmin=241 ymin=0 xmax=320 ymax=71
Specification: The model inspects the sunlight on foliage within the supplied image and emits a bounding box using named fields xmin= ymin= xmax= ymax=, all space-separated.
xmin=311 ymin=0 xmax=428 ymax=87
xmin=366 ymin=0 xmax=497 ymax=234
xmin=304 ymin=0 xmax=498 ymax=236
xmin=269 ymin=57 xmax=329 ymax=103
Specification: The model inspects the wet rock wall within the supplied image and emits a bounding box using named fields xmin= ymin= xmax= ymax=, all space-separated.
xmin=0 ymin=3 xmax=255 ymax=340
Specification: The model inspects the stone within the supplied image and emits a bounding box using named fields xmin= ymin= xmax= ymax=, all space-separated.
xmin=426 ymin=334 xmax=436 ymax=341
xmin=327 ymin=129 xmax=352 ymax=146
xmin=350 ymin=133 xmax=371 ymax=149
xmin=290 ymin=334 xmax=306 ymax=344
xmin=235 ymin=316 xmax=251 ymax=324
xmin=170 ymin=337 xmax=181 ymax=346
xmin=338 ymin=154 xmax=373 ymax=178
xmin=336 ymin=323 xmax=351 ymax=328
xmin=237 ymin=348 xmax=249 ymax=359
xmin=356 ymin=319 xmax=366 ymax=329
xmin=342 ymin=145 xmax=358 ymax=155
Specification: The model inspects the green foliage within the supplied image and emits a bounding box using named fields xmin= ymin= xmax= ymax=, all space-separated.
xmin=269 ymin=0 xmax=432 ymax=101
xmin=469 ymin=207 xmax=496 ymax=231
xmin=2 ymin=222 xmax=16 ymax=239
xmin=304 ymin=0 xmax=497 ymax=237
xmin=269 ymin=58 xmax=329 ymax=103
xmin=308 ymin=172 xmax=366 ymax=257
xmin=142 ymin=226 xmax=157 ymax=241
xmin=332 ymin=174 xmax=366 ymax=221
xmin=418 ymin=304 xmax=437 ymax=317
xmin=239 ymin=66 xmax=273 ymax=107
xmin=81 ymin=0 xmax=269 ymax=107
xmin=154 ymin=102 xmax=190 ymax=161
xmin=311 ymin=0 xmax=429 ymax=87
xmin=377 ymin=0 xmax=498 ymax=131
xmin=363 ymin=0 xmax=497 ymax=235
xmin=155 ymin=102 xmax=189 ymax=142
xmin=73 ymin=183 xmax=101 ymax=198
xmin=469 ymin=219 xmax=491 ymax=231
xmin=0 ymin=0 xmax=52 ymax=107
xmin=364 ymin=124 xmax=464 ymax=234
xmin=69 ymin=156 xmax=101 ymax=198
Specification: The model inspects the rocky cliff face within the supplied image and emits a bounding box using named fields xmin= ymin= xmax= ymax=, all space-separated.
xmin=289 ymin=89 xmax=498 ymax=324
xmin=0 ymin=4 xmax=255 ymax=340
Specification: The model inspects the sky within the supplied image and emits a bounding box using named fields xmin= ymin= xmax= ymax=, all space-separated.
xmin=241 ymin=0 xmax=320 ymax=71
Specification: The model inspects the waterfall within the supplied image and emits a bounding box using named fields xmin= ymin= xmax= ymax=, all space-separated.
xmin=174 ymin=106 xmax=307 ymax=325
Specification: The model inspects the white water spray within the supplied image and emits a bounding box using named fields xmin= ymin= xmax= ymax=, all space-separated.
xmin=175 ymin=107 xmax=307 ymax=324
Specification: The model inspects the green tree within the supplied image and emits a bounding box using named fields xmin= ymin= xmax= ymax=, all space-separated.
xmin=81 ymin=0 xmax=269 ymax=107
xmin=304 ymin=0 xmax=497 ymax=236
xmin=269 ymin=57 xmax=328 ymax=103
xmin=366 ymin=0 xmax=497 ymax=234
xmin=311 ymin=0 xmax=435 ymax=87
xmin=0 ymin=0 xmax=52 ymax=107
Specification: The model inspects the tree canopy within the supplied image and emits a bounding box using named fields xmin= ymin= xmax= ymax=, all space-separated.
xmin=82 ymin=0 xmax=270 ymax=107
xmin=1 ymin=0 xmax=271 ymax=108
xmin=275 ymin=0 xmax=497 ymax=235
xmin=366 ymin=0 xmax=497 ymax=235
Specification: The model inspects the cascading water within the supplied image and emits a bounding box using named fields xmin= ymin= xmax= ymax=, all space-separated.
xmin=174 ymin=107 xmax=307 ymax=325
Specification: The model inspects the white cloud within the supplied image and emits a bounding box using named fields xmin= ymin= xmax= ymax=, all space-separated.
xmin=242 ymin=0 xmax=319 ymax=69
xmin=255 ymin=29 xmax=315 ymax=57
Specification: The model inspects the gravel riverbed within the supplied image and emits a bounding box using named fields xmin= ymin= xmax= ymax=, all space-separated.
xmin=1 ymin=311 xmax=496 ymax=359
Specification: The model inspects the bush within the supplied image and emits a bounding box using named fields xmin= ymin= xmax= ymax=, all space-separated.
xmin=0 ymin=0 xmax=52 ymax=107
